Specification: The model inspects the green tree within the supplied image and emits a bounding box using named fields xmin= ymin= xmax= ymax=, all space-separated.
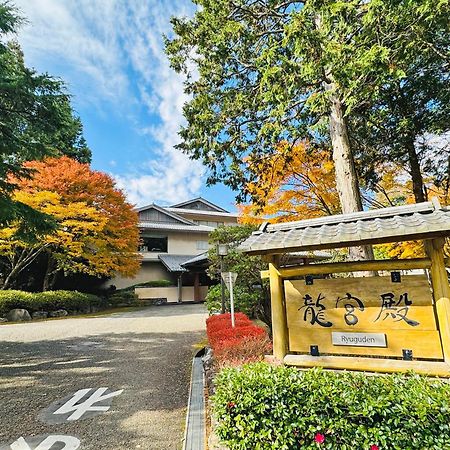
xmin=0 ymin=2 xmax=91 ymax=230
xmin=166 ymin=0 xmax=448 ymax=260
xmin=349 ymin=8 xmax=450 ymax=203
xmin=207 ymin=225 xmax=271 ymax=325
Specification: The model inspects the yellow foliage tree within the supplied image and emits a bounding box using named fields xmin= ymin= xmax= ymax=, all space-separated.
xmin=239 ymin=142 xmax=340 ymax=224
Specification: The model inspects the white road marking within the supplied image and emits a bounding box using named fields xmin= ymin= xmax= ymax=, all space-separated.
xmin=10 ymin=435 xmax=80 ymax=450
xmin=53 ymin=388 xmax=123 ymax=421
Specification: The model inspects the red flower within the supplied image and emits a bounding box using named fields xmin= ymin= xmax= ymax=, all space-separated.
xmin=314 ymin=433 xmax=325 ymax=444
xmin=370 ymin=446 xmax=379 ymax=450
xmin=226 ymin=401 xmax=236 ymax=409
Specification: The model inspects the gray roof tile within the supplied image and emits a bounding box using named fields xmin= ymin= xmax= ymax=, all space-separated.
xmin=239 ymin=201 xmax=450 ymax=255
xmin=158 ymin=254 xmax=199 ymax=272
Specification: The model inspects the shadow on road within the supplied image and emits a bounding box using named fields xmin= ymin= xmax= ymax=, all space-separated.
xmin=0 ymin=328 xmax=205 ymax=450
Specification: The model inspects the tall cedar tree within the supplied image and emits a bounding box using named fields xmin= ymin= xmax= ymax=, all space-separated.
xmin=0 ymin=2 xmax=91 ymax=232
xmin=0 ymin=157 xmax=140 ymax=290
xmin=349 ymin=6 xmax=450 ymax=203
xmin=166 ymin=0 xmax=449 ymax=260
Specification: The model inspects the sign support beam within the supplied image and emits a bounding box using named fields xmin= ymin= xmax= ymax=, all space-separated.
xmin=426 ymin=238 xmax=450 ymax=363
xmin=261 ymin=257 xmax=432 ymax=279
xmin=269 ymin=256 xmax=289 ymax=361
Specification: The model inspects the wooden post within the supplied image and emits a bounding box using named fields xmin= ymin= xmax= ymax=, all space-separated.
xmin=426 ymin=238 xmax=450 ymax=362
xmin=194 ymin=273 xmax=200 ymax=302
xmin=177 ymin=273 xmax=183 ymax=303
xmin=269 ymin=256 xmax=289 ymax=362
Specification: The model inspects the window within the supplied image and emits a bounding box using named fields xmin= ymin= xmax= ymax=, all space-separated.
xmin=139 ymin=236 xmax=168 ymax=252
xmin=197 ymin=220 xmax=221 ymax=228
xmin=196 ymin=240 xmax=209 ymax=250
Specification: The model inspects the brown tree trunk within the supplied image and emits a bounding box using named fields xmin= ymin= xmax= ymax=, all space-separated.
xmin=42 ymin=256 xmax=58 ymax=291
xmin=1 ymin=267 xmax=19 ymax=290
xmin=314 ymin=14 xmax=373 ymax=263
xmin=1 ymin=248 xmax=46 ymax=290
xmin=406 ymin=140 xmax=426 ymax=203
xmin=326 ymin=85 xmax=375 ymax=262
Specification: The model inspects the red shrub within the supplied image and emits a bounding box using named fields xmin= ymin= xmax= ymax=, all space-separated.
xmin=206 ymin=312 xmax=250 ymax=327
xmin=214 ymin=335 xmax=273 ymax=368
xmin=206 ymin=313 xmax=271 ymax=367
xmin=208 ymin=325 xmax=267 ymax=348
xmin=206 ymin=318 xmax=251 ymax=335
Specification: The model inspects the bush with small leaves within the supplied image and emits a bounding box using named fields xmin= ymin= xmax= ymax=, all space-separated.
xmin=205 ymin=284 xmax=261 ymax=317
xmin=0 ymin=290 xmax=104 ymax=315
xmin=213 ymin=363 xmax=450 ymax=449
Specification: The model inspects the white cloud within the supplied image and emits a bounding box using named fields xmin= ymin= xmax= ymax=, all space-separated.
xmin=14 ymin=0 xmax=205 ymax=207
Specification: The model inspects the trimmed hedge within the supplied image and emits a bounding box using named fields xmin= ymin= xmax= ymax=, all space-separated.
xmin=213 ymin=363 xmax=450 ymax=449
xmin=108 ymin=291 xmax=139 ymax=306
xmin=135 ymin=280 xmax=173 ymax=288
xmin=0 ymin=290 xmax=104 ymax=315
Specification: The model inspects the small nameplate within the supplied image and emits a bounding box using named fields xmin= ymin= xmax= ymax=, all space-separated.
xmin=332 ymin=332 xmax=387 ymax=347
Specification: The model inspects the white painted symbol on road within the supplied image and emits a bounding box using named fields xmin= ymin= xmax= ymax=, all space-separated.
xmin=9 ymin=435 xmax=80 ymax=450
xmin=53 ymin=388 xmax=123 ymax=421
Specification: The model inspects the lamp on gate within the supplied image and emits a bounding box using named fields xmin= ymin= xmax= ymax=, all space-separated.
xmin=217 ymin=244 xmax=228 ymax=314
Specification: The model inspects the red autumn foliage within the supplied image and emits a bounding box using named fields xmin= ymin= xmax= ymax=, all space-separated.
xmin=208 ymin=325 xmax=267 ymax=348
xmin=206 ymin=313 xmax=272 ymax=367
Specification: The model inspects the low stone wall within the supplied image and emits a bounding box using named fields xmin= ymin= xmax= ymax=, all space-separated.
xmin=135 ymin=286 xmax=208 ymax=303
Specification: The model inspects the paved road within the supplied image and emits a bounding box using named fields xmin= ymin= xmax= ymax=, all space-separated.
xmin=0 ymin=304 xmax=207 ymax=450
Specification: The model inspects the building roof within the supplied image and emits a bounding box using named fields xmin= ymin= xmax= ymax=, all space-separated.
xmin=158 ymin=254 xmax=199 ymax=272
xmin=165 ymin=207 xmax=239 ymax=219
xmin=136 ymin=203 xmax=196 ymax=225
xmin=239 ymin=200 xmax=450 ymax=255
xmin=182 ymin=252 xmax=208 ymax=266
xmin=169 ymin=197 xmax=229 ymax=213
xmin=180 ymin=250 xmax=331 ymax=271
xmin=139 ymin=222 xmax=213 ymax=233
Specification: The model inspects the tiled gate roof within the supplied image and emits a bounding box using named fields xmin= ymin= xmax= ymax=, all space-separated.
xmin=239 ymin=200 xmax=450 ymax=255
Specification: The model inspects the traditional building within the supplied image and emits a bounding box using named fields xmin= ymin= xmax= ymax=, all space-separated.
xmin=110 ymin=197 xmax=238 ymax=302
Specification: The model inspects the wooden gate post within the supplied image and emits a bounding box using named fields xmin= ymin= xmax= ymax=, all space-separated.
xmin=268 ymin=256 xmax=289 ymax=362
xmin=426 ymin=238 xmax=450 ymax=362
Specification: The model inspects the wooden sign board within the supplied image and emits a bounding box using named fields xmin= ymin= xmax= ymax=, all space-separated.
xmin=285 ymin=275 xmax=443 ymax=360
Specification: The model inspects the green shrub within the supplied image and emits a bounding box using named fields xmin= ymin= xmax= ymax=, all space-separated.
xmin=0 ymin=290 xmax=103 ymax=315
xmin=206 ymin=284 xmax=260 ymax=317
xmin=109 ymin=291 xmax=139 ymax=306
xmin=34 ymin=291 xmax=104 ymax=312
xmin=213 ymin=363 xmax=450 ymax=449
xmin=135 ymin=279 xmax=173 ymax=288
xmin=0 ymin=290 xmax=33 ymax=315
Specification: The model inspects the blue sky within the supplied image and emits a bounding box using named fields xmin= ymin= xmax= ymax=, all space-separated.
xmin=14 ymin=0 xmax=238 ymax=211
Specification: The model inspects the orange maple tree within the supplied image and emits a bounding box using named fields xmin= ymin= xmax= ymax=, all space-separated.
xmin=239 ymin=142 xmax=340 ymax=224
xmin=1 ymin=157 xmax=140 ymax=290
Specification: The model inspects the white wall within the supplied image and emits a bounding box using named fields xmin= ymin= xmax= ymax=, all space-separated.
xmin=107 ymin=262 xmax=174 ymax=289
xmin=135 ymin=286 xmax=208 ymax=302
xmin=167 ymin=232 xmax=209 ymax=254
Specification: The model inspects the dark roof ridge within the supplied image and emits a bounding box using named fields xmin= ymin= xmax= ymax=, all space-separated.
xmin=136 ymin=203 xmax=196 ymax=226
xmin=169 ymin=197 xmax=229 ymax=213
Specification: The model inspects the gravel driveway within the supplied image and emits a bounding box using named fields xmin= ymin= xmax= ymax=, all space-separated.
xmin=0 ymin=304 xmax=207 ymax=450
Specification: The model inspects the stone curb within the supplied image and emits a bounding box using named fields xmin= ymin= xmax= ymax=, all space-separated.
xmin=183 ymin=348 xmax=206 ymax=450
